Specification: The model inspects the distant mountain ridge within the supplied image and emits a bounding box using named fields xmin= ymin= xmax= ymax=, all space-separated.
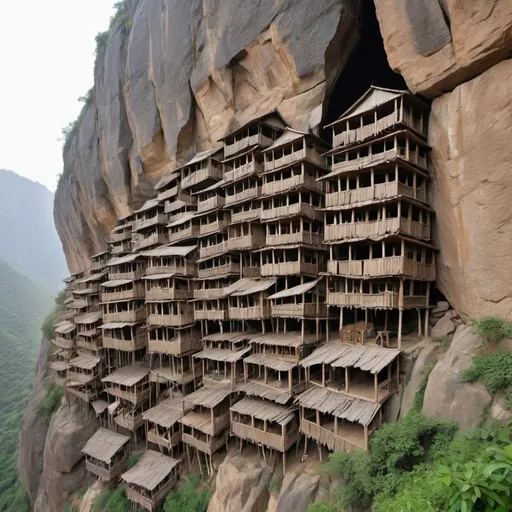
xmin=0 ymin=170 xmax=66 ymax=292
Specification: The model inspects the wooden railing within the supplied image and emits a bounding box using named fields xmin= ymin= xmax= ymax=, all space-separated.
xmin=147 ymin=311 xmax=195 ymax=327
xmin=197 ymin=262 xmax=240 ymax=279
xmin=301 ymin=419 xmax=363 ymax=452
xmin=158 ymin=184 xmax=178 ymax=201
xmin=53 ymin=336 xmax=74 ymax=349
xmin=148 ymin=338 xmax=202 ymax=355
xmin=132 ymin=232 xmax=168 ymax=251
xmin=324 ymin=217 xmax=430 ymax=243
xmin=231 ymin=421 xmax=286 ymax=451
xmin=327 ymin=260 xmax=364 ymax=276
xmin=271 ymin=303 xmax=326 ymax=317
xmin=194 ymin=308 xmax=228 ymax=321
xmin=146 ymin=262 xmax=196 ymax=277
xmin=327 ymin=290 xmax=398 ymax=308
xmin=193 ymin=288 xmax=227 ymax=300
xmin=86 ymin=459 xmax=127 ymax=481
xmin=168 ymin=225 xmax=199 ymax=243
xmin=102 ymin=334 xmax=146 ymax=351
xmin=90 ymin=260 xmax=106 ymax=272
xmin=147 ymin=429 xmax=181 ymax=450
xmin=132 ymin=213 xmax=166 ymax=232
xmin=264 ymin=147 xmax=325 ymax=172
xmin=115 ymin=412 xmax=144 ymax=431
xmin=262 ymin=173 xmax=322 ymax=195
xmin=106 ymin=231 xmax=131 ymax=243
xmin=103 ymin=309 xmax=146 ymax=323
xmin=108 ymin=269 xmax=145 ymax=281
xmin=224 ymin=134 xmax=273 ymax=158
xmin=200 ymin=241 xmax=229 ymax=259
xmin=127 ymin=481 xmax=174 ymax=512
xmin=325 ymin=181 xmax=427 ymax=208
xmin=197 ymin=195 xmax=224 ymax=213
xmin=261 ymin=203 xmax=322 ymax=222
xmin=181 ymin=166 xmax=223 ymax=190
xmin=231 ymin=207 xmax=261 ymax=224
xmin=199 ymin=218 xmax=230 ymax=236
xmin=182 ymin=433 xmax=224 ymax=455
xmin=111 ymin=242 xmax=131 ymax=255
xmin=67 ymin=386 xmax=96 ymax=402
xmin=228 ymin=233 xmax=266 ymax=251
xmin=261 ymin=261 xmax=319 ymax=277
xmin=101 ymin=288 xmax=144 ymax=302
xmin=266 ymin=231 xmax=323 ymax=247
xmin=76 ymin=338 xmax=101 ymax=351
xmin=225 ymin=186 xmax=261 ymax=206
xmin=224 ymin=160 xmax=263 ymax=182
xmin=104 ymin=386 xmax=150 ymax=405
xmin=145 ymin=287 xmax=192 ymax=301
xmin=67 ymin=370 xmax=97 ymax=384
xmin=228 ymin=305 xmax=271 ymax=320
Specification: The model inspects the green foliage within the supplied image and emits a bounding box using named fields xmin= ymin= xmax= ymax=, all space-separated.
xmin=460 ymin=352 xmax=512 ymax=395
xmin=41 ymin=290 xmax=66 ymax=339
xmin=163 ymin=475 xmax=211 ymax=512
xmin=471 ymin=316 xmax=512 ymax=344
xmin=38 ymin=384 xmax=63 ymax=423
xmin=92 ymin=490 xmax=114 ymax=512
xmin=127 ymin=452 xmax=142 ymax=469
xmin=321 ymin=412 xmax=457 ymax=510
xmin=0 ymin=261 xmax=54 ymax=511
xmin=412 ymin=361 xmax=436 ymax=413
xmin=92 ymin=486 xmax=134 ymax=512
xmin=305 ymin=503 xmax=338 ymax=512
xmin=268 ymin=474 xmax=283 ymax=495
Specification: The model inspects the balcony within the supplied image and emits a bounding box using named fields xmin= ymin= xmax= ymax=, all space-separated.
xmin=182 ymin=432 xmax=226 ymax=455
xmin=194 ymin=307 xmax=228 ymax=321
xmin=102 ymin=334 xmax=146 ymax=351
xmin=300 ymin=418 xmax=364 ymax=452
xmin=263 ymin=173 xmax=322 ymax=196
xmin=197 ymin=261 xmax=240 ymax=279
xmin=132 ymin=214 xmax=167 ymax=232
xmin=147 ymin=311 xmax=195 ymax=328
xmin=67 ymin=386 xmax=97 ymax=402
xmin=158 ymin=184 xmax=178 ymax=201
xmin=168 ymin=225 xmax=199 ymax=244
xmin=103 ymin=309 xmax=146 ymax=323
xmin=147 ymin=429 xmax=181 ymax=450
xmin=327 ymin=256 xmax=435 ymax=280
xmin=199 ymin=218 xmax=230 ymax=236
xmin=199 ymin=240 xmax=229 ymax=260
xmin=146 ymin=261 xmax=196 ymax=277
xmin=261 ymin=261 xmax=319 ymax=277
xmin=132 ymin=232 xmax=168 ymax=251
xmin=264 ymin=147 xmax=326 ymax=172
xmin=108 ymin=269 xmax=145 ymax=281
xmin=86 ymin=459 xmax=127 ymax=481
xmin=271 ymin=303 xmax=326 ymax=317
xmin=101 ymin=288 xmax=144 ymax=303
xmin=53 ymin=336 xmax=75 ymax=349
xmin=231 ymin=207 xmax=261 ymax=224
xmin=261 ymin=203 xmax=322 ymax=222
xmin=334 ymin=111 xmax=399 ymax=148
xmin=232 ymin=421 xmax=297 ymax=452
xmin=111 ymin=241 xmax=131 ymax=255
xmin=197 ymin=195 xmax=224 ymax=213
xmin=146 ymin=287 xmax=192 ymax=301
xmin=127 ymin=482 xmax=174 ymax=512
xmin=228 ymin=233 xmax=265 ymax=251
xmin=193 ymin=287 xmax=229 ymax=300
xmin=266 ymin=231 xmax=323 ymax=247
xmin=106 ymin=231 xmax=131 ymax=243
xmin=225 ymin=186 xmax=261 ymax=206
xmin=228 ymin=305 xmax=271 ymax=320
xmin=104 ymin=386 xmax=150 ymax=405
xmin=67 ymin=370 xmax=98 ymax=384
xmin=224 ymin=134 xmax=273 ymax=159
xmin=148 ymin=338 xmax=202 ymax=356
xmin=324 ymin=217 xmax=430 ymax=243
xmin=114 ymin=412 xmax=144 ymax=431
xmin=182 ymin=166 xmax=222 ymax=190
xmin=325 ymin=181 xmax=427 ymax=209
xmin=224 ymin=159 xmax=263 ymax=182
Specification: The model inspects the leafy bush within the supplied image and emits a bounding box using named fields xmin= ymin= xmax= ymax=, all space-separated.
xmin=471 ymin=317 xmax=512 ymax=343
xmin=163 ymin=475 xmax=211 ymax=512
xmin=41 ymin=290 xmax=66 ymax=339
xmin=460 ymin=352 xmax=512 ymax=394
xmin=412 ymin=361 xmax=436 ymax=413
xmin=306 ymin=503 xmax=338 ymax=512
xmin=92 ymin=486 xmax=133 ymax=512
xmin=38 ymin=384 xmax=63 ymax=423
xmin=127 ymin=452 xmax=142 ymax=469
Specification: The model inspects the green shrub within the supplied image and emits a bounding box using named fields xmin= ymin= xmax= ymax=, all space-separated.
xmin=127 ymin=452 xmax=142 ymax=469
xmin=268 ymin=474 xmax=283 ymax=495
xmin=163 ymin=475 xmax=211 ymax=512
xmin=460 ymin=352 xmax=512 ymax=394
xmin=92 ymin=490 xmax=114 ymax=512
xmin=306 ymin=502 xmax=338 ymax=512
xmin=412 ymin=361 xmax=436 ymax=413
xmin=471 ymin=316 xmax=512 ymax=343
xmin=38 ymin=384 xmax=63 ymax=422
xmin=41 ymin=290 xmax=66 ymax=339
xmin=92 ymin=486 xmax=133 ymax=512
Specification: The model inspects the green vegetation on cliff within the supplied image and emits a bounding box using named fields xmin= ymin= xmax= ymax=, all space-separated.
xmin=0 ymin=260 xmax=53 ymax=511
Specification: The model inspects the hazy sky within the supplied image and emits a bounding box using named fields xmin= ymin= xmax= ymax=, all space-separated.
xmin=0 ymin=0 xmax=117 ymax=191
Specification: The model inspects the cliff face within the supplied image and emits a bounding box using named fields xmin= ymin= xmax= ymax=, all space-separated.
xmin=55 ymin=0 xmax=361 ymax=272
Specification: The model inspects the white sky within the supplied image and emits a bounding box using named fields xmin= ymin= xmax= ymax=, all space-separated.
xmin=0 ymin=0 xmax=117 ymax=191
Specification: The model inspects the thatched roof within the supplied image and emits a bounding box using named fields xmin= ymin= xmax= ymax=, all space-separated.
xmin=184 ymin=385 xmax=231 ymax=408
xmin=296 ymin=386 xmax=380 ymax=426
xmin=193 ymin=347 xmax=251 ymax=363
xmin=82 ymin=428 xmax=130 ymax=462
xmin=235 ymin=381 xmax=292 ymax=405
xmin=122 ymin=450 xmax=179 ymax=491
xmin=244 ymin=353 xmax=296 ymax=372
xmin=102 ymin=363 xmax=150 ymax=387
xmin=69 ymin=354 xmax=101 ymax=370
xmin=231 ymin=397 xmax=296 ymax=425
xmin=143 ymin=399 xmax=183 ymax=428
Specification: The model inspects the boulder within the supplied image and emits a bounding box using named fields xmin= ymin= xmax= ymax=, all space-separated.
xmin=34 ymin=399 xmax=98 ymax=512
xmin=374 ymin=0 xmax=512 ymax=96
xmin=208 ymin=451 xmax=271 ymax=512
xmin=432 ymin=301 xmax=450 ymax=317
xmin=429 ymin=59 xmax=512 ymax=321
xmin=400 ymin=343 xmax=439 ymax=418
xmin=275 ymin=472 xmax=320 ymax=512
xmin=490 ymin=391 xmax=512 ymax=424
xmin=431 ymin=311 xmax=456 ymax=340
xmin=423 ymin=325 xmax=492 ymax=430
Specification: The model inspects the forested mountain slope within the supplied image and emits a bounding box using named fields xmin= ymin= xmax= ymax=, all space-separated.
xmin=0 ymin=170 xmax=66 ymax=292
xmin=0 ymin=260 xmax=53 ymax=511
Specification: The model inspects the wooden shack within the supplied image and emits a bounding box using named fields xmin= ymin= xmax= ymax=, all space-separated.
xmin=122 ymin=450 xmax=180 ymax=511
xmin=66 ymin=353 xmax=102 ymax=405
xmin=167 ymin=214 xmax=199 ymax=245
xmin=82 ymin=428 xmax=131 ymax=482
xmin=143 ymin=245 xmax=197 ymax=277
xmin=90 ymin=250 xmax=110 ymax=273
xmin=75 ymin=311 xmax=103 ymax=352
xmin=52 ymin=320 xmax=76 ymax=350
xmin=179 ymin=148 xmax=224 ymax=192
xmin=143 ymin=398 xmax=184 ymax=456
xmin=106 ymin=222 xmax=133 ymax=256
xmin=107 ymin=254 xmax=147 ymax=281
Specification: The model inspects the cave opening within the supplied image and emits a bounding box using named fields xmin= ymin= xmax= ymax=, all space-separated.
xmin=323 ymin=0 xmax=407 ymax=136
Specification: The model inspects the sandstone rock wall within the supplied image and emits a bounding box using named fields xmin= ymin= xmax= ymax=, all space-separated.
xmin=55 ymin=0 xmax=361 ymax=273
